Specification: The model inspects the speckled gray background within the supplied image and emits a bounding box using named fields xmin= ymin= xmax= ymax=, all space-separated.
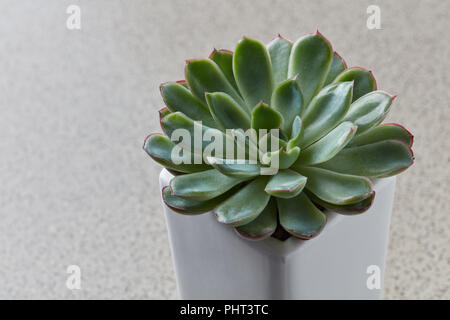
xmin=0 ymin=0 xmax=448 ymax=299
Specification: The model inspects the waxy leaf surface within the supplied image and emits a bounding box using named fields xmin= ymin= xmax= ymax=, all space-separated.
xmin=265 ymin=169 xmax=307 ymax=198
xmin=235 ymin=199 xmax=277 ymax=240
xmin=288 ymin=32 xmax=332 ymax=105
xmin=233 ymin=37 xmax=274 ymax=109
xmin=318 ymin=140 xmax=414 ymax=177
xmin=214 ymin=176 xmax=271 ymax=226
xmin=278 ymin=193 xmax=326 ymax=239
xmin=170 ymin=169 xmax=247 ymax=200
xmin=295 ymin=121 xmax=356 ymax=165
xmin=296 ymin=166 xmax=373 ymax=205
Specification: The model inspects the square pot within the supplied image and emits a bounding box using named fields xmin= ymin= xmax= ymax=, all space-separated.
xmin=159 ymin=169 xmax=396 ymax=299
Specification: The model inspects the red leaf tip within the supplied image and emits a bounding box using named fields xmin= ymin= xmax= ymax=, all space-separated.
xmin=271 ymin=33 xmax=293 ymax=44
xmin=208 ymin=48 xmax=218 ymax=59
xmin=368 ymin=70 xmax=378 ymax=89
xmin=333 ymin=51 xmax=348 ymax=69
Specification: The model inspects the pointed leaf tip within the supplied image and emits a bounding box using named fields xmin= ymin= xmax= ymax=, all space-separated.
xmin=333 ymin=67 xmax=377 ymax=101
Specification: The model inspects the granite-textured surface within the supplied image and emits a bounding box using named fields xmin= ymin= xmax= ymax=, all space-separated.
xmin=0 ymin=0 xmax=448 ymax=299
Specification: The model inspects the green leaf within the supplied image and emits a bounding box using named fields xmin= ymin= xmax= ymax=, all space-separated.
xmin=296 ymin=166 xmax=373 ymax=205
xmin=251 ymin=102 xmax=283 ymax=133
xmin=271 ymin=77 xmax=304 ymax=136
xmin=230 ymin=128 xmax=262 ymax=161
xmin=235 ymin=199 xmax=277 ymax=240
xmin=267 ymin=35 xmax=292 ymax=86
xmin=305 ymin=190 xmax=375 ymax=215
xmin=214 ymin=176 xmax=271 ymax=226
xmin=209 ymin=49 xmax=239 ymax=91
xmin=143 ymin=134 xmax=209 ymax=173
xmin=288 ymin=31 xmax=333 ymax=105
xmin=347 ymin=123 xmax=413 ymax=147
xmin=265 ymin=169 xmax=307 ymax=198
xmin=318 ymin=140 xmax=414 ymax=178
xmin=258 ymin=131 xmax=287 ymax=153
xmin=175 ymin=80 xmax=189 ymax=88
xmin=287 ymin=116 xmax=304 ymax=150
xmin=233 ymin=37 xmax=274 ymax=109
xmin=185 ymin=59 xmax=245 ymax=107
xmin=160 ymin=82 xmax=217 ymax=128
xmin=261 ymin=147 xmax=300 ymax=170
xmin=207 ymin=157 xmax=261 ymax=178
xmin=160 ymin=112 xmax=235 ymax=155
xmin=323 ymin=52 xmax=347 ymax=86
xmin=294 ymin=121 xmax=356 ymax=166
xmin=205 ymin=92 xmax=250 ymax=130
xmin=333 ymin=67 xmax=377 ymax=101
xmin=277 ymin=193 xmax=326 ymax=239
xmin=162 ymin=186 xmax=231 ymax=215
xmin=299 ymin=81 xmax=353 ymax=147
xmin=170 ymin=169 xmax=247 ymax=200
xmin=158 ymin=107 xmax=171 ymax=121
xmin=342 ymin=91 xmax=394 ymax=135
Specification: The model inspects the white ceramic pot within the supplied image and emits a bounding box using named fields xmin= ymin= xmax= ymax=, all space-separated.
xmin=159 ymin=169 xmax=396 ymax=299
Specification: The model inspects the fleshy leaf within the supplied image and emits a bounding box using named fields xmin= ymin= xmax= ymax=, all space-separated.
xmin=214 ymin=176 xmax=271 ymax=226
xmin=296 ymin=166 xmax=373 ymax=205
xmin=318 ymin=140 xmax=414 ymax=178
xmin=176 ymin=80 xmax=189 ymax=88
xmin=207 ymin=157 xmax=261 ymax=178
xmin=231 ymin=129 xmax=262 ymax=161
xmin=143 ymin=134 xmax=209 ymax=173
xmin=209 ymin=49 xmax=239 ymax=91
xmin=261 ymin=147 xmax=300 ymax=170
xmin=306 ymin=190 xmax=375 ymax=215
xmin=265 ymin=169 xmax=307 ymax=198
xmin=233 ymin=37 xmax=274 ymax=109
xmin=235 ymin=199 xmax=277 ymax=240
xmin=162 ymin=186 xmax=231 ymax=215
xmin=251 ymin=102 xmax=283 ymax=132
xmin=170 ymin=169 xmax=247 ymax=200
xmin=324 ymin=52 xmax=347 ymax=85
xmin=158 ymin=107 xmax=171 ymax=121
xmin=294 ymin=121 xmax=357 ymax=165
xmin=161 ymin=112 xmax=235 ymax=156
xmin=258 ymin=131 xmax=286 ymax=153
xmin=333 ymin=67 xmax=377 ymax=101
xmin=267 ymin=35 xmax=292 ymax=86
xmin=271 ymin=77 xmax=304 ymax=136
xmin=160 ymin=82 xmax=217 ymax=128
xmin=205 ymin=92 xmax=250 ymax=130
xmin=347 ymin=123 xmax=413 ymax=147
xmin=277 ymin=193 xmax=326 ymax=239
xmin=288 ymin=32 xmax=333 ymax=105
xmin=299 ymin=81 xmax=353 ymax=147
xmin=342 ymin=91 xmax=394 ymax=135
xmin=185 ymin=59 xmax=245 ymax=107
xmin=287 ymin=116 xmax=304 ymax=150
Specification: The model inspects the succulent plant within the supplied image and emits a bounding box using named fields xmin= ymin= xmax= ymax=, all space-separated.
xmin=144 ymin=31 xmax=414 ymax=241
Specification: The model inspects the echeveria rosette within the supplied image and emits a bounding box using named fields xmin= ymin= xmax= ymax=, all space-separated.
xmin=144 ymin=31 xmax=414 ymax=241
